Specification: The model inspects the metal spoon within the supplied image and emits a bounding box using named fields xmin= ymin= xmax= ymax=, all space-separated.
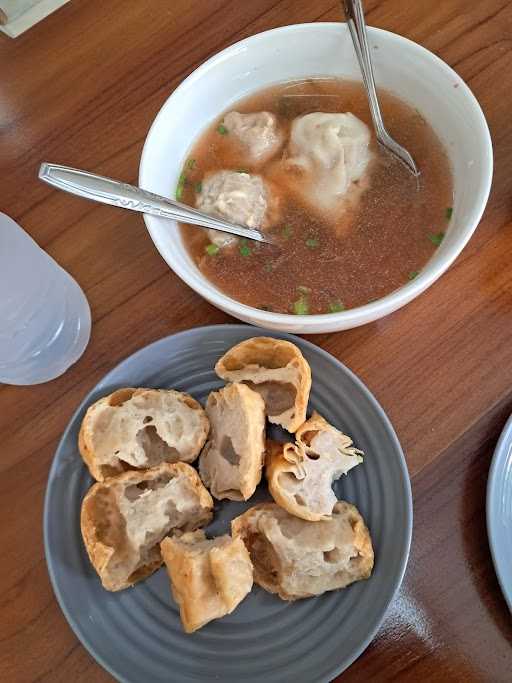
xmin=343 ymin=0 xmax=420 ymax=176
xmin=38 ymin=163 xmax=270 ymax=243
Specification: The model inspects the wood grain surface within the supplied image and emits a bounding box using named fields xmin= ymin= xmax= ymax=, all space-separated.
xmin=0 ymin=1 xmax=511 ymax=681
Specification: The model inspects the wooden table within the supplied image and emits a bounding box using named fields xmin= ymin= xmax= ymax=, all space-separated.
xmin=1 ymin=1 xmax=511 ymax=680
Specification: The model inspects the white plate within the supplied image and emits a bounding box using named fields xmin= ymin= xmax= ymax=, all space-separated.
xmin=487 ymin=414 xmax=512 ymax=612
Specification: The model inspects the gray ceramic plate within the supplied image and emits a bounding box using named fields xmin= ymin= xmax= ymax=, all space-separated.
xmin=44 ymin=325 xmax=412 ymax=683
xmin=487 ymin=414 xmax=512 ymax=613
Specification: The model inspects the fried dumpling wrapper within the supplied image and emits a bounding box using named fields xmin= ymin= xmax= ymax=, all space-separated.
xmin=267 ymin=412 xmax=363 ymax=521
xmin=161 ymin=530 xmax=253 ymax=633
xmin=215 ymin=337 xmax=311 ymax=433
xmin=232 ymin=501 xmax=373 ymax=600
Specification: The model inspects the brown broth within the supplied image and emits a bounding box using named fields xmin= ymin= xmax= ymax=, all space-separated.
xmin=178 ymin=79 xmax=453 ymax=314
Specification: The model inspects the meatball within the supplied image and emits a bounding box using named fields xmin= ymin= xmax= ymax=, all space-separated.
xmin=223 ymin=111 xmax=283 ymax=163
xmin=197 ymin=170 xmax=269 ymax=247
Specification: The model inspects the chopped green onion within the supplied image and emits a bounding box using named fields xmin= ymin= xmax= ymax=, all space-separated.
xmin=176 ymin=172 xmax=186 ymax=201
xmin=282 ymin=225 xmax=293 ymax=239
xmin=297 ymin=285 xmax=311 ymax=294
xmin=195 ymin=181 xmax=202 ymax=193
xmin=328 ymin=301 xmax=345 ymax=313
xmin=429 ymin=232 xmax=445 ymax=246
xmin=293 ymin=295 xmax=310 ymax=315
xmin=205 ymin=243 xmax=219 ymax=256
xmin=239 ymin=240 xmax=251 ymax=257
xmin=186 ymin=158 xmax=196 ymax=170
xmin=445 ymin=207 xmax=453 ymax=220
xmin=263 ymin=262 xmax=273 ymax=272
xmin=305 ymin=237 xmax=319 ymax=249
xmin=217 ymin=124 xmax=228 ymax=135
xmin=408 ymin=270 xmax=419 ymax=280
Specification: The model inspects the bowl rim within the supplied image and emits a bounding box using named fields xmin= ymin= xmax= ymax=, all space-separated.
xmin=140 ymin=21 xmax=493 ymax=327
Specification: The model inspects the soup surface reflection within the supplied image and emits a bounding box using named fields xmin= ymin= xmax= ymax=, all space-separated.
xmin=178 ymin=79 xmax=453 ymax=315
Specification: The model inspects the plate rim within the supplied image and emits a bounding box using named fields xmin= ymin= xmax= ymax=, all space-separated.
xmin=43 ymin=324 xmax=413 ymax=682
xmin=486 ymin=412 xmax=512 ymax=613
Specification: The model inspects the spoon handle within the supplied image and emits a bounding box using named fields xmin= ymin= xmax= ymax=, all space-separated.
xmin=343 ymin=0 xmax=385 ymax=137
xmin=38 ymin=163 xmax=269 ymax=243
xmin=343 ymin=0 xmax=419 ymax=176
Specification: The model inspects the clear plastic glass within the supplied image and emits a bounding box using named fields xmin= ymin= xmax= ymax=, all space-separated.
xmin=0 ymin=212 xmax=91 ymax=385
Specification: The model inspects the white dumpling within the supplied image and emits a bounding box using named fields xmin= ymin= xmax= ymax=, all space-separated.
xmin=196 ymin=170 xmax=268 ymax=248
xmin=223 ymin=111 xmax=283 ymax=163
xmin=287 ymin=112 xmax=372 ymax=210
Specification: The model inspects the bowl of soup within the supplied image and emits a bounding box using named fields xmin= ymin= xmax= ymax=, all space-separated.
xmin=139 ymin=22 xmax=492 ymax=333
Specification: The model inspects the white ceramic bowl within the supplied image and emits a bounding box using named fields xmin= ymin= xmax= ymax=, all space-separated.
xmin=140 ymin=22 xmax=492 ymax=334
